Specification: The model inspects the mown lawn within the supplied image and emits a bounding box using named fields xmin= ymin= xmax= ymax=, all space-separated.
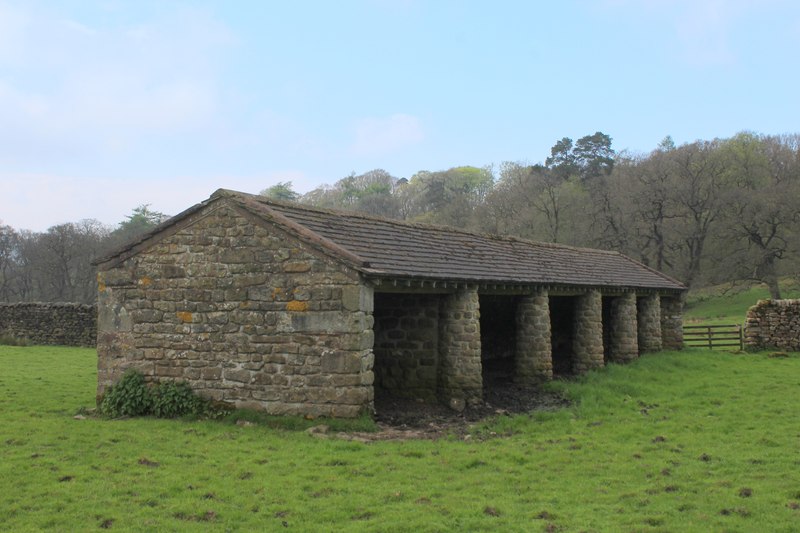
xmin=2 ymin=346 xmax=800 ymax=532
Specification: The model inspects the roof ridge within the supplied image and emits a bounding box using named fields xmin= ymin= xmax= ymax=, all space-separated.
xmin=220 ymin=189 xmax=622 ymax=257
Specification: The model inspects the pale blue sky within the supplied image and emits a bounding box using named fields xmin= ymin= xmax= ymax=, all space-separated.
xmin=1 ymin=0 xmax=798 ymax=230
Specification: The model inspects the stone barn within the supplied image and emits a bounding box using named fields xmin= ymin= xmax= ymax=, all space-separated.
xmin=95 ymin=189 xmax=686 ymax=417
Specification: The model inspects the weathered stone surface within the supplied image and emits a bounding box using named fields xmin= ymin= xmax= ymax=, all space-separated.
xmin=373 ymin=293 xmax=439 ymax=401
xmin=0 ymin=302 xmax=96 ymax=347
xmin=96 ymin=205 xmax=374 ymax=417
xmin=637 ymin=294 xmax=662 ymax=353
xmin=744 ymin=299 xmax=800 ymax=351
xmin=606 ymin=293 xmax=638 ymax=363
xmin=438 ymin=288 xmax=483 ymax=407
xmin=573 ymin=290 xmax=605 ymax=373
xmin=660 ymin=294 xmax=684 ymax=350
xmin=515 ymin=290 xmax=552 ymax=383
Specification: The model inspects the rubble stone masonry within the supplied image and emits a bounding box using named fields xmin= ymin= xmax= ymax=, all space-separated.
xmin=572 ymin=290 xmax=605 ymax=373
xmin=660 ymin=295 xmax=684 ymax=350
xmin=437 ymin=288 xmax=483 ymax=409
xmin=372 ymin=293 xmax=439 ymax=401
xmin=745 ymin=299 xmax=800 ymax=351
xmin=515 ymin=290 xmax=553 ymax=382
xmin=0 ymin=302 xmax=96 ymax=347
xmin=606 ymin=293 xmax=639 ymax=363
xmin=637 ymin=294 xmax=663 ymax=353
xmin=96 ymin=205 xmax=374 ymax=417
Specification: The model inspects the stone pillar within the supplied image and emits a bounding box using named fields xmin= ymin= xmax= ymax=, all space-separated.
xmin=515 ymin=290 xmax=553 ymax=383
xmin=660 ymin=294 xmax=684 ymax=350
xmin=438 ymin=288 xmax=483 ymax=410
xmin=607 ymin=293 xmax=639 ymax=363
xmin=572 ymin=290 xmax=604 ymax=373
xmin=637 ymin=294 xmax=662 ymax=353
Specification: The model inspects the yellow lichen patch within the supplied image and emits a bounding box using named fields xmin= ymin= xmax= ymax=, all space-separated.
xmin=139 ymin=276 xmax=153 ymax=287
xmin=97 ymin=280 xmax=107 ymax=293
xmin=176 ymin=311 xmax=193 ymax=323
xmin=286 ymin=300 xmax=309 ymax=312
xmin=272 ymin=287 xmax=284 ymax=300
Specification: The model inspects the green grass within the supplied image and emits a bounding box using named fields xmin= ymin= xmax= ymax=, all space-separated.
xmin=684 ymin=278 xmax=800 ymax=325
xmin=3 ymin=347 xmax=800 ymax=531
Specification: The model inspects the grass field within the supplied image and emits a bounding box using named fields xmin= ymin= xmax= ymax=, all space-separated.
xmin=2 ymin=346 xmax=800 ymax=531
xmin=684 ymin=278 xmax=800 ymax=325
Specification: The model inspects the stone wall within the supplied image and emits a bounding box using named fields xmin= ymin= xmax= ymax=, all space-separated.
xmin=372 ymin=293 xmax=439 ymax=401
xmin=744 ymin=299 xmax=800 ymax=351
xmin=0 ymin=302 xmax=96 ymax=347
xmin=96 ymin=203 xmax=374 ymax=417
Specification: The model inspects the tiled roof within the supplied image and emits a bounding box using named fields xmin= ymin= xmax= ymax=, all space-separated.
xmin=223 ymin=190 xmax=685 ymax=291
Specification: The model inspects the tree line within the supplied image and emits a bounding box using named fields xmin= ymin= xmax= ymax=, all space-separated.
xmin=0 ymin=206 xmax=167 ymax=304
xmin=2 ymin=130 xmax=797 ymax=304
xmin=266 ymin=131 xmax=800 ymax=298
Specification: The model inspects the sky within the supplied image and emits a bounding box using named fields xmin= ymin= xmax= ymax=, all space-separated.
xmin=1 ymin=0 xmax=799 ymax=231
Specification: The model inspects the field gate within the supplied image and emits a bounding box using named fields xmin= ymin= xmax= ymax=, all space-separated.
xmin=682 ymin=324 xmax=743 ymax=350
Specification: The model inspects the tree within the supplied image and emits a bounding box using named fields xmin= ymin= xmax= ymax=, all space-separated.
xmin=717 ymin=133 xmax=800 ymax=298
xmin=573 ymin=132 xmax=615 ymax=180
xmin=0 ymin=224 xmax=18 ymax=301
xmin=107 ymin=205 xmax=168 ymax=250
xmin=261 ymin=182 xmax=300 ymax=202
xmin=302 ymin=169 xmax=401 ymax=218
xmin=545 ymin=132 xmax=615 ymax=182
xmin=405 ymin=166 xmax=494 ymax=228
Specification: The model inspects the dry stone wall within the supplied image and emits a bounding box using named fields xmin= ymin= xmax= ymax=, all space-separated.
xmin=744 ymin=299 xmax=800 ymax=351
xmin=97 ymin=204 xmax=374 ymax=417
xmin=372 ymin=293 xmax=439 ymax=401
xmin=0 ymin=302 xmax=96 ymax=347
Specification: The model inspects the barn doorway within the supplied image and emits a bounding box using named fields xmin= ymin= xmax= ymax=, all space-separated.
xmin=549 ymin=296 xmax=577 ymax=376
xmin=371 ymin=292 xmax=440 ymax=408
xmin=479 ymin=295 xmax=519 ymax=388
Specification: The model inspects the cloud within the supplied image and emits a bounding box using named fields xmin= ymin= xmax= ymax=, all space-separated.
xmin=351 ymin=113 xmax=424 ymax=156
xmin=0 ymin=3 xmax=235 ymax=162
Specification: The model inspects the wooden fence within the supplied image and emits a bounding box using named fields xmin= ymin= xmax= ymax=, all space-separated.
xmin=683 ymin=324 xmax=743 ymax=350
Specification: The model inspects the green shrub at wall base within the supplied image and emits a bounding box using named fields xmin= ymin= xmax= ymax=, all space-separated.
xmin=99 ymin=370 xmax=153 ymax=418
xmin=99 ymin=369 xmax=209 ymax=419
xmin=152 ymin=381 xmax=207 ymax=418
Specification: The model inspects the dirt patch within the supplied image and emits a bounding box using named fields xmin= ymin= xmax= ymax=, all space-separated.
xmin=353 ymin=383 xmax=572 ymax=441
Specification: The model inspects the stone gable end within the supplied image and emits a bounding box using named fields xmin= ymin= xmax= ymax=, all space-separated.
xmin=97 ymin=203 xmax=375 ymax=417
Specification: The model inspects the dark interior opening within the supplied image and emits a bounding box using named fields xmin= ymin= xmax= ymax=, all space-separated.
xmin=549 ymin=296 xmax=576 ymax=376
xmin=371 ymin=292 xmax=440 ymax=408
xmin=602 ymin=296 xmax=615 ymax=363
xmin=479 ymin=294 xmax=518 ymax=387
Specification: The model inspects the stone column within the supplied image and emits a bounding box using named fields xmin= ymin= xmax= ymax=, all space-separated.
xmin=438 ymin=287 xmax=483 ymax=410
xmin=607 ymin=292 xmax=639 ymax=363
xmin=660 ymin=294 xmax=684 ymax=350
xmin=637 ymin=294 xmax=662 ymax=353
xmin=572 ymin=290 xmax=604 ymax=373
xmin=515 ymin=290 xmax=553 ymax=383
